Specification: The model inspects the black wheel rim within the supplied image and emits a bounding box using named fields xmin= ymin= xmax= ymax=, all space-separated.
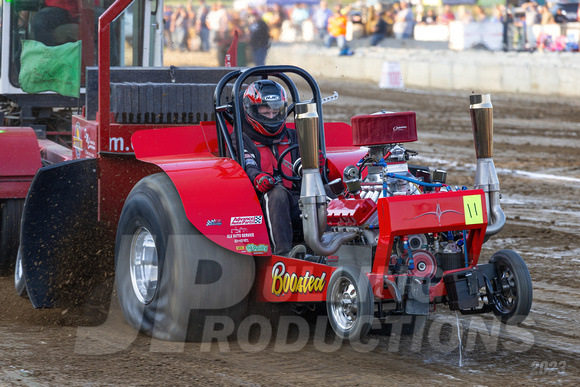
xmin=495 ymin=262 xmax=517 ymax=313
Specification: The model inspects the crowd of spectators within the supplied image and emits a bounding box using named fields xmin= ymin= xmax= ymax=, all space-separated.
xmin=164 ymin=0 xmax=273 ymax=65
xmin=508 ymin=2 xmax=579 ymax=51
xmin=161 ymin=0 xmax=579 ymax=62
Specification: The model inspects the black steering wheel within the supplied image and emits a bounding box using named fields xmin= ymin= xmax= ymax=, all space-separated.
xmin=277 ymin=144 xmax=328 ymax=182
xmin=277 ymin=145 xmax=302 ymax=182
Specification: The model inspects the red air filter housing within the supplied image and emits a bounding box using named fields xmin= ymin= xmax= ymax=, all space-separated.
xmin=351 ymin=111 xmax=417 ymax=146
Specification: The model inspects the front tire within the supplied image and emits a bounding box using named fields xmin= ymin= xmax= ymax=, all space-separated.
xmin=490 ymin=249 xmax=532 ymax=325
xmin=115 ymin=173 xmax=255 ymax=342
xmin=326 ymin=265 xmax=374 ymax=340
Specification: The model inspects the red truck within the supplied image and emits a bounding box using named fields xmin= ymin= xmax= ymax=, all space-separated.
xmin=0 ymin=0 xmax=161 ymax=274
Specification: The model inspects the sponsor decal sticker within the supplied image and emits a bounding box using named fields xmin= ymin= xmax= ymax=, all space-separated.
xmin=230 ymin=216 xmax=263 ymax=226
xmin=245 ymin=243 xmax=268 ymax=253
xmin=206 ymin=219 xmax=222 ymax=226
xmin=73 ymin=122 xmax=83 ymax=150
xmin=227 ymin=230 xmax=255 ymax=243
xmin=109 ymin=136 xmax=132 ymax=152
xmin=271 ymin=261 xmax=327 ymax=296
xmin=73 ymin=122 xmax=82 ymax=158
xmin=463 ymin=195 xmax=484 ymax=225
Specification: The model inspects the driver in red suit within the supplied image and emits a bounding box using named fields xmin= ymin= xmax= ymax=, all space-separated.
xmin=237 ymin=80 xmax=303 ymax=256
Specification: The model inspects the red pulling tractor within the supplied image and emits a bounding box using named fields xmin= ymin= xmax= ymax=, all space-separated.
xmin=13 ymin=1 xmax=532 ymax=342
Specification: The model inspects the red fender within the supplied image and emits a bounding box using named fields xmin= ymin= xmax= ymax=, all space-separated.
xmin=322 ymin=122 xmax=369 ymax=181
xmin=0 ymin=127 xmax=42 ymax=198
xmin=326 ymin=148 xmax=368 ymax=182
xmin=131 ymin=125 xmax=272 ymax=257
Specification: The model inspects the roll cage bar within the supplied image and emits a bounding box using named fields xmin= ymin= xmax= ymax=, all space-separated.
xmin=213 ymin=65 xmax=326 ymax=170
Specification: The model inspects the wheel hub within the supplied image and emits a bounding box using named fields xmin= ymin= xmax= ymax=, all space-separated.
xmin=340 ymin=293 xmax=354 ymax=313
xmin=330 ymin=279 xmax=359 ymax=330
xmin=497 ymin=266 xmax=517 ymax=309
xmin=129 ymin=227 xmax=159 ymax=304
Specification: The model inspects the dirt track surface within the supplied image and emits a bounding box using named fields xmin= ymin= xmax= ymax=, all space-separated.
xmin=1 ymin=73 xmax=579 ymax=385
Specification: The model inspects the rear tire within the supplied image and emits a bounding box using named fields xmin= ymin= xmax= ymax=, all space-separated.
xmin=0 ymin=199 xmax=24 ymax=275
xmin=326 ymin=265 xmax=374 ymax=340
xmin=115 ymin=173 xmax=255 ymax=342
xmin=490 ymin=249 xmax=532 ymax=325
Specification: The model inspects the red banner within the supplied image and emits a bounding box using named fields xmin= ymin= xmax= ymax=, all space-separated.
xmin=224 ymin=30 xmax=238 ymax=67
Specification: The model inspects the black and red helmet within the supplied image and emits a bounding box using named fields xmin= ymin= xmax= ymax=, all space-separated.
xmin=243 ymin=80 xmax=288 ymax=137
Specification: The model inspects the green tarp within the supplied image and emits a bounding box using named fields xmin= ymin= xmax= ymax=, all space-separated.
xmin=19 ymin=40 xmax=81 ymax=98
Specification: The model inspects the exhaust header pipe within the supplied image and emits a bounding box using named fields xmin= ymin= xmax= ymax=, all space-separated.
xmin=295 ymin=102 xmax=357 ymax=256
xmin=470 ymin=94 xmax=505 ymax=238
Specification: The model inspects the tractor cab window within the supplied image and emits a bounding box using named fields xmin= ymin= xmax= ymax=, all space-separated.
xmin=7 ymin=0 xmax=121 ymax=89
xmin=121 ymin=0 xmax=162 ymax=67
xmin=6 ymin=0 xmax=160 ymax=91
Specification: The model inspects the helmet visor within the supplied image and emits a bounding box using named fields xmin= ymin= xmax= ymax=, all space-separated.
xmin=249 ymin=101 xmax=287 ymax=130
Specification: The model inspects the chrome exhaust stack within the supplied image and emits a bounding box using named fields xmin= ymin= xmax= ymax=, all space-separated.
xmin=295 ymin=102 xmax=357 ymax=256
xmin=470 ymin=94 xmax=505 ymax=238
